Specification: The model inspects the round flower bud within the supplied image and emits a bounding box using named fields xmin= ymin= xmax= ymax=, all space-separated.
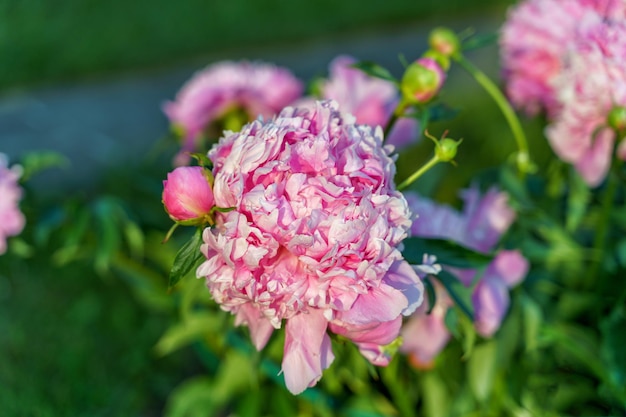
xmin=400 ymin=57 xmax=446 ymax=104
xmin=428 ymin=27 xmax=460 ymax=58
xmin=162 ymin=166 xmax=215 ymax=224
xmin=608 ymin=105 xmax=626 ymax=132
xmin=436 ymin=137 xmax=462 ymax=162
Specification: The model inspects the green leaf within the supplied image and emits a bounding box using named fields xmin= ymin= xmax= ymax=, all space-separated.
xmin=521 ymin=293 xmax=542 ymax=352
xmin=421 ymin=371 xmax=450 ymax=417
xmin=499 ymin=165 xmax=532 ymax=210
xmin=169 ymin=228 xmax=204 ymax=289
xmin=438 ymin=269 xmax=475 ymax=321
xmin=426 ymin=102 xmax=460 ymax=123
xmin=600 ymin=305 xmax=626 ymax=398
xmin=423 ymin=276 xmax=437 ymax=315
xmin=467 ymin=340 xmax=498 ymax=402
xmin=19 ymin=151 xmax=69 ymax=182
xmin=351 ymin=61 xmax=398 ymax=83
xmin=566 ymin=169 xmax=591 ymax=232
xmin=164 ymin=376 xmax=216 ymax=417
xmin=402 ymin=236 xmax=493 ymax=270
xmin=462 ymin=31 xmax=498 ymax=51
xmin=154 ymin=312 xmax=223 ymax=356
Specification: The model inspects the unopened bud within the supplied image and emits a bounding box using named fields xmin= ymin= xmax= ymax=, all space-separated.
xmin=436 ymin=137 xmax=462 ymax=162
xmin=608 ymin=105 xmax=626 ymax=131
xmin=401 ymin=57 xmax=446 ymax=104
xmin=429 ymin=27 xmax=461 ymax=58
xmin=162 ymin=166 xmax=215 ymax=225
xmin=422 ymin=49 xmax=451 ymax=71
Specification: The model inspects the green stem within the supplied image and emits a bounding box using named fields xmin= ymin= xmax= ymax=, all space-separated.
xmin=454 ymin=54 xmax=532 ymax=176
xmin=397 ymin=154 xmax=440 ymax=191
xmin=586 ymin=159 xmax=621 ymax=288
xmin=383 ymin=99 xmax=409 ymax=141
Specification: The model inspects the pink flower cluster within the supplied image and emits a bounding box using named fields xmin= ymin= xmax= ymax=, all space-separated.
xmin=0 ymin=154 xmax=25 ymax=255
xmin=197 ymin=100 xmax=423 ymax=394
xmin=501 ymin=0 xmax=626 ymax=186
xmin=400 ymin=186 xmax=528 ymax=368
xmin=163 ymin=61 xmax=303 ymax=164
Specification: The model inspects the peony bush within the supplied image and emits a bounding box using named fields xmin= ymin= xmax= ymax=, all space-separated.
xmin=4 ymin=0 xmax=625 ymax=415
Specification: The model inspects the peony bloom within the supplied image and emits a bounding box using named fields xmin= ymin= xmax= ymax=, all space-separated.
xmin=163 ymin=61 xmax=303 ymax=164
xmin=162 ymin=166 xmax=215 ymax=223
xmin=500 ymin=0 xmax=595 ymax=117
xmin=0 ymin=153 xmax=25 ymax=255
xmin=546 ymin=19 xmax=626 ymax=186
xmin=197 ymin=100 xmax=423 ymax=394
xmin=401 ymin=186 xmax=528 ymax=365
xmin=319 ymin=55 xmax=420 ymax=149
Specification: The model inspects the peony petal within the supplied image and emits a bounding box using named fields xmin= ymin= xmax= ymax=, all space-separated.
xmin=281 ymin=310 xmax=335 ymax=395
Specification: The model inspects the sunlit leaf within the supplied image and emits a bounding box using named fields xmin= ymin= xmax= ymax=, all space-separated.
xmin=468 ymin=340 xmax=497 ymax=402
xmin=154 ymin=312 xmax=224 ymax=356
xmin=566 ymin=170 xmax=590 ymax=232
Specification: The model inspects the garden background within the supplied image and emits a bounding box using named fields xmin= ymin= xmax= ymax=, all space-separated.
xmin=0 ymin=0 xmax=567 ymax=415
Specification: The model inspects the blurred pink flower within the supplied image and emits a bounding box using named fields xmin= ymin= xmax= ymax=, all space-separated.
xmin=500 ymin=0 xmax=594 ymax=116
xmin=197 ymin=100 xmax=423 ymax=394
xmin=320 ymin=55 xmax=419 ymax=149
xmin=400 ymin=279 xmax=452 ymax=369
xmin=0 ymin=154 xmax=25 ymax=255
xmin=401 ymin=186 xmax=528 ymax=362
xmin=546 ymin=19 xmax=626 ymax=186
xmin=162 ymin=166 xmax=214 ymax=223
xmin=408 ymin=185 xmax=516 ymax=253
xmin=163 ymin=61 xmax=303 ymax=164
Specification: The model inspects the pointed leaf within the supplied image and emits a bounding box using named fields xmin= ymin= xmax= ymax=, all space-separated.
xmin=468 ymin=340 xmax=498 ymax=402
xmin=169 ymin=228 xmax=204 ymax=289
xmin=351 ymin=61 xmax=398 ymax=83
xmin=402 ymin=236 xmax=492 ymax=270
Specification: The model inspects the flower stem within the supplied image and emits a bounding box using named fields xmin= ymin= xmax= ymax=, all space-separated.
xmin=383 ymin=99 xmax=409 ymax=141
xmin=586 ymin=159 xmax=621 ymax=288
xmin=397 ymin=154 xmax=439 ymax=191
xmin=454 ymin=54 xmax=533 ymax=176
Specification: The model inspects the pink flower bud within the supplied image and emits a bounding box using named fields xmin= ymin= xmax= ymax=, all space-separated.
xmin=162 ymin=166 xmax=214 ymax=223
xmin=400 ymin=57 xmax=446 ymax=104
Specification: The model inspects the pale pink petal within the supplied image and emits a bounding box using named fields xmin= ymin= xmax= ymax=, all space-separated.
xmin=281 ymin=310 xmax=334 ymax=395
xmin=488 ymin=250 xmax=530 ymax=288
xmin=472 ymin=277 xmax=510 ymax=337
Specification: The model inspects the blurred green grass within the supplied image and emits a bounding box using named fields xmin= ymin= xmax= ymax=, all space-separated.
xmin=0 ymin=0 xmax=513 ymax=90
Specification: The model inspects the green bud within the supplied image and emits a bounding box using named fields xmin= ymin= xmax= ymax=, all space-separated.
xmin=422 ymin=49 xmax=451 ymax=72
xmin=436 ymin=137 xmax=462 ymax=162
xmin=429 ymin=27 xmax=461 ymax=58
xmin=608 ymin=105 xmax=626 ymax=131
xmin=400 ymin=57 xmax=446 ymax=104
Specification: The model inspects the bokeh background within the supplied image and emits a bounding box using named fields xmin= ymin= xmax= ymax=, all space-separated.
xmin=0 ymin=1 xmax=556 ymax=415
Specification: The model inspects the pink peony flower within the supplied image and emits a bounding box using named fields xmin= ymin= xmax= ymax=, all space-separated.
xmin=0 ymin=154 xmax=25 ymax=255
xmin=401 ymin=186 xmax=528 ymax=363
xmin=546 ymin=19 xmax=626 ymax=186
xmin=319 ymin=55 xmax=420 ymax=149
xmin=162 ymin=166 xmax=215 ymax=223
xmin=500 ymin=0 xmax=596 ymax=117
xmin=163 ymin=61 xmax=303 ymax=164
xmin=197 ymin=100 xmax=423 ymax=394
